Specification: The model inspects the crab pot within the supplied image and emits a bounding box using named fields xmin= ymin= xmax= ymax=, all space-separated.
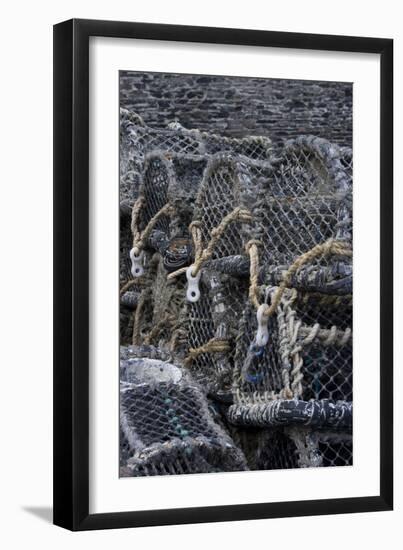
xmin=193 ymin=154 xmax=271 ymax=259
xmin=120 ymin=150 xmax=204 ymax=346
xmin=179 ymin=155 xmax=272 ymax=398
xmin=257 ymin=136 xmax=352 ymax=270
xmin=120 ymin=110 xmax=272 ymax=203
xmin=140 ymin=152 xmax=209 ymax=271
xmin=231 ymin=288 xmax=352 ymax=417
xmin=119 ymin=346 xmax=248 ymax=477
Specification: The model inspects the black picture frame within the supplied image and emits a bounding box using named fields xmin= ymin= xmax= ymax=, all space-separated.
xmin=53 ymin=18 xmax=393 ymax=531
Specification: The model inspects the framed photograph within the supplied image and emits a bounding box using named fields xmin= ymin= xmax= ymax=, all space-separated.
xmin=53 ymin=19 xmax=393 ymax=530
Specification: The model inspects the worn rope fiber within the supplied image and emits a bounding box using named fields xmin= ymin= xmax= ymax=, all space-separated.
xmin=168 ymin=206 xmax=252 ymax=280
xmin=183 ymin=337 xmax=231 ymax=367
xmin=131 ymin=197 xmax=174 ymax=253
xmin=247 ymin=238 xmax=352 ymax=317
xmin=299 ymin=292 xmax=353 ymax=307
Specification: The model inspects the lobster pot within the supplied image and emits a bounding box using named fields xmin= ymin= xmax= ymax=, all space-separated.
xmin=231 ymin=288 xmax=352 ymax=423
xmin=119 ymin=108 xmax=205 ymax=202
xmin=119 ymin=346 xmax=248 ymax=477
xmin=124 ymin=255 xmax=186 ymax=350
xmin=138 ymin=151 xmax=210 ymax=270
xmin=119 ymin=152 xmax=173 ymax=345
xmin=120 ymin=112 xmax=271 ymax=202
xmin=193 ymin=155 xmax=271 ymax=258
xmin=258 ymin=136 xmax=352 ymax=276
xmin=120 ymin=152 xmax=208 ymax=349
xmin=120 ymin=107 xmax=273 ymax=202
xmin=181 ymin=156 xmax=271 ymax=398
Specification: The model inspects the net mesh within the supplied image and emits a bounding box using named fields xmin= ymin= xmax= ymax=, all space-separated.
xmin=290 ymin=429 xmax=353 ymax=468
xmin=317 ymin=433 xmax=353 ymax=467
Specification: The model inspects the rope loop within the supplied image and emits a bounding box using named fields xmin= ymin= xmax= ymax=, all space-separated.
xmin=247 ymin=237 xmax=352 ymax=318
xmin=168 ymin=206 xmax=253 ymax=286
xmin=131 ymin=200 xmax=174 ymax=252
xmin=129 ymin=198 xmax=175 ymax=278
xmin=183 ymin=337 xmax=230 ymax=367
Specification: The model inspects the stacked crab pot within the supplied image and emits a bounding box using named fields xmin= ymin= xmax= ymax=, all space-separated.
xmin=119 ymin=112 xmax=353 ymax=474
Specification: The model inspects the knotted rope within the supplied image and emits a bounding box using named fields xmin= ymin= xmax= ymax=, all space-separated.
xmin=168 ymin=206 xmax=252 ymax=280
xmin=143 ymin=313 xmax=175 ymax=345
xmin=246 ymin=238 xmax=352 ymax=317
xmin=131 ymin=196 xmax=174 ymax=255
xmin=183 ymin=337 xmax=230 ymax=367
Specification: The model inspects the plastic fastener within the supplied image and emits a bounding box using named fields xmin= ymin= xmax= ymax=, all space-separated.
xmin=255 ymin=304 xmax=269 ymax=347
xmin=130 ymin=248 xmax=144 ymax=278
xmin=186 ymin=265 xmax=201 ymax=302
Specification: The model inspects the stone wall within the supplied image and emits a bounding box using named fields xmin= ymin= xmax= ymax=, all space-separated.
xmin=120 ymin=71 xmax=352 ymax=148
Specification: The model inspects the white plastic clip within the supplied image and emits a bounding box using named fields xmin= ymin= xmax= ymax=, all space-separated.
xmin=255 ymin=304 xmax=269 ymax=347
xmin=130 ymin=248 xmax=144 ymax=278
xmin=186 ymin=265 xmax=201 ymax=302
